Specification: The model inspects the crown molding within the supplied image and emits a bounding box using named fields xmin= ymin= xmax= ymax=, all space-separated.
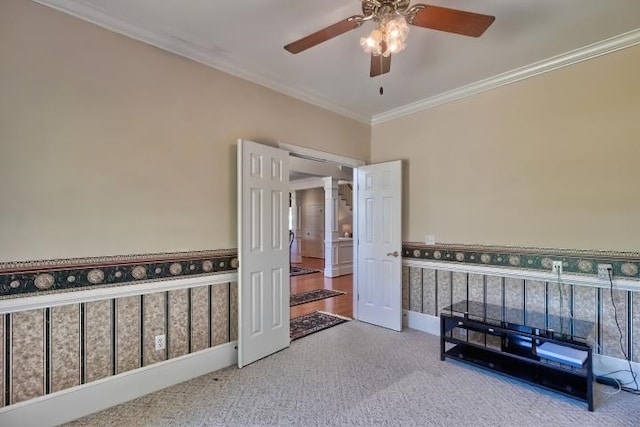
xmin=31 ymin=1 xmax=640 ymax=127
xmin=371 ymin=28 xmax=640 ymax=125
xmin=32 ymin=0 xmax=371 ymax=124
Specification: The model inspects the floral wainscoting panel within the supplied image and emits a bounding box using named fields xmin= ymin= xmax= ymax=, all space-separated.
xmin=0 ymin=250 xmax=239 ymax=298
xmin=402 ymin=243 xmax=640 ymax=280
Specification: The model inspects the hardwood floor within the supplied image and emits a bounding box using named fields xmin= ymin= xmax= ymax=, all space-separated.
xmin=290 ymin=257 xmax=353 ymax=319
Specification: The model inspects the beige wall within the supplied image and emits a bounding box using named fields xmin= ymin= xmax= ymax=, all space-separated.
xmin=0 ymin=0 xmax=370 ymax=262
xmin=372 ymin=44 xmax=640 ymax=252
xmin=2 ymin=0 xmax=638 ymax=261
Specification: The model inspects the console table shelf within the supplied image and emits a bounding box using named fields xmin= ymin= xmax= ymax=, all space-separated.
xmin=441 ymin=300 xmax=594 ymax=411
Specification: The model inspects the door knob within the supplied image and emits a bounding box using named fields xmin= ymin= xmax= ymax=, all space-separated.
xmin=386 ymin=251 xmax=399 ymax=257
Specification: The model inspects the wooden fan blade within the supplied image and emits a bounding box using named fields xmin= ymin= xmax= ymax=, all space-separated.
xmin=409 ymin=5 xmax=495 ymax=37
xmin=370 ymin=54 xmax=391 ymax=78
xmin=284 ymin=15 xmax=364 ymax=54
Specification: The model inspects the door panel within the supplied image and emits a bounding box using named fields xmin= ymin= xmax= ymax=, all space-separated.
xmin=355 ymin=160 xmax=402 ymax=331
xmin=272 ymin=191 xmax=283 ymax=249
xmin=302 ymin=201 xmax=324 ymax=258
xmin=238 ymin=140 xmax=290 ymax=367
xmin=250 ymin=189 xmax=262 ymax=251
xmin=271 ymin=268 xmax=283 ymax=327
xmin=250 ymin=271 xmax=263 ymax=335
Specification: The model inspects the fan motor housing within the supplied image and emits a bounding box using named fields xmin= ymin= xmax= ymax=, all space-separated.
xmin=362 ymin=0 xmax=411 ymax=20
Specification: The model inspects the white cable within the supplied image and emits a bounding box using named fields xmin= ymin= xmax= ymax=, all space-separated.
xmin=606 ymin=268 xmax=640 ymax=393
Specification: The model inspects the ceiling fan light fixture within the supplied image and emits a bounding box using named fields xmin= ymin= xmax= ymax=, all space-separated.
xmin=384 ymin=16 xmax=409 ymax=55
xmin=385 ymin=39 xmax=404 ymax=55
xmin=361 ymin=15 xmax=409 ymax=57
xmin=386 ymin=16 xmax=410 ymax=41
xmin=360 ymin=29 xmax=383 ymax=54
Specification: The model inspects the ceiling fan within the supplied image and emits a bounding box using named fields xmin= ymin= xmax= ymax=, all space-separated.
xmin=284 ymin=0 xmax=495 ymax=78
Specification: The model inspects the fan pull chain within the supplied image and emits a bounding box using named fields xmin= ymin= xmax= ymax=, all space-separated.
xmin=379 ymin=55 xmax=384 ymax=95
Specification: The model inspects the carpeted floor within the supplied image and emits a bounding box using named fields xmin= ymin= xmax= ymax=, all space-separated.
xmin=290 ymin=266 xmax=321 ymax=276
xmin=290 ymin=311 xmax=350 ymax=340
xmin=64 ymin=321 xmax=639 ymax=427
xmin=290 ymin=288 xmax=345 ymax=307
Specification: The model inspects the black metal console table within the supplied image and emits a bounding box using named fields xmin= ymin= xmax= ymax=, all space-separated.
xmin=440 ymin=300 xmax=594 ymax=411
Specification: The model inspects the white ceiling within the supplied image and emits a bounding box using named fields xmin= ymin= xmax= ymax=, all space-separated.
xmin=37 ymin=1 xmax=640 ymax=123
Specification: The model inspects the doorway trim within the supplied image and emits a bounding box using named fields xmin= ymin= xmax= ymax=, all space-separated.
xmin=278 ymin=142 xmax=366 ymax=169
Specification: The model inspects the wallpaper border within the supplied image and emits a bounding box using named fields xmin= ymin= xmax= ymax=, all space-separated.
xmin=4 ymin=242 xmax=638 ymax=298
xmin=0 ymin=250 xmax=238 ymax=298
xmin=403 ymin=243 xmax=640 ymax=280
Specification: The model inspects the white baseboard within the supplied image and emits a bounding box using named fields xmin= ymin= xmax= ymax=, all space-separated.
xmin=337 ymin=263 xmax=352 ymax=276
xmin=405 ymin=310 xmax=440 ymax=336
xmin=324 ymin=263 xmax=352 ymax=278
xmin=0 ymin=342 xmax=237 ymax=427
xmin=324 ymin=266 xmax=337 ymax=278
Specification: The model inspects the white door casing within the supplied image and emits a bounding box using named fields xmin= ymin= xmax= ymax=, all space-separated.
xmin=354 ymin=160 xmax=402 ymax=331
xmin=237 ymin=139 xmax=290 ymax=368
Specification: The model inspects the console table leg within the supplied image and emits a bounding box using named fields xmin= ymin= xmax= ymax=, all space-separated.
xmin=587 ymin=348 xmax=594 ymax=411
xmin=440 ymin=317 xmax=445 ymax=361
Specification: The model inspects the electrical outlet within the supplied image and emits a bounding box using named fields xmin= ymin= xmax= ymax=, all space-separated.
xmin=598 ymin=264 xmax=613 ymax=280
xmin=154 ymin=334 xmax=166 ymax=351
xmin=551 ymin=261 xmax=563 ymax=275
xmin=425 ymin=234 xmax=436 ymax=245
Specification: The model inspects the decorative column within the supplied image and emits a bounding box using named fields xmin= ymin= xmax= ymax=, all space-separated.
xmin=290 ymin=191 xmax=302 ymax=264
xmin=323 ymin=177 xmax=340 ymax=277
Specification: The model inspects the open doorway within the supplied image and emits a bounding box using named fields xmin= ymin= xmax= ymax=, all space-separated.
xmin=288 ymin=156 xmax=354 ymax=322
xmin=238 ymin=140 xmax=402 ymax=366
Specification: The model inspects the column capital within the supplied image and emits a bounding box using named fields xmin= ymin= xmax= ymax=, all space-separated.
xmin=322 ymin=176 xmax=339 ymax=191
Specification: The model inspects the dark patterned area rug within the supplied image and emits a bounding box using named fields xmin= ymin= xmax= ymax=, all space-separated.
xmin=290 ymin=311 xmax=350 ymax=341
xmin=290 ymin=288 xmax=345 ymax=307
xmin=290 ymin=266 xmax=322 ymax=276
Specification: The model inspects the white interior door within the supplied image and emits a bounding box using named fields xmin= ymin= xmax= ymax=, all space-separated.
xmin=354 ymin=160 xmax=402 ymax=331
xmin=302 ymin=202 xmax=324 ymax=258
xmin=237 ymin=139 xmax=290 ymax=367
